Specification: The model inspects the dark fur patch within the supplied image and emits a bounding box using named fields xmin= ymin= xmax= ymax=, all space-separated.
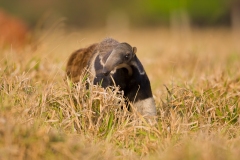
xmin=101 ymin=51 xmax=111 ymax=64
xmin=122 ymin=60 xmax=152 ymax=102
xmin=93 ymin=55 xmax=111 ymax=87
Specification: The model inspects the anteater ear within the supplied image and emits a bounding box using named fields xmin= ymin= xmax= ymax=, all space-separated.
xmin=132 ymin=47 xmax=137 ymax=55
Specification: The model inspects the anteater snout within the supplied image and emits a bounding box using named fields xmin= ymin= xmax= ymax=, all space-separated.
xmin=102 ymin=68 xmax=111 ymax=76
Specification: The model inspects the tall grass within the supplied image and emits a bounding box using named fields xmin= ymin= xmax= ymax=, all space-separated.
xmin=1 ymin=27 xmax=240 ymax=159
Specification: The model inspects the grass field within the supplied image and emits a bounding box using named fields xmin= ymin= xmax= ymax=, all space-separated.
xmin=1 ymin=26 xmax=240 ymax=160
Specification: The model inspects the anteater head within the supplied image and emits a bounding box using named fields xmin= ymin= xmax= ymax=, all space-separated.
xmin=102 ymin=43 xmax=137 ymax=76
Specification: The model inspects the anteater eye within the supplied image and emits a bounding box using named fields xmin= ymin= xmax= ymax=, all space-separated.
xmin=125 ymin=54 xmax=130 ymax=59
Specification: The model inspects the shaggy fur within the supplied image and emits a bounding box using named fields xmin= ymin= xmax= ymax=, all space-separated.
xmin=66 ymin=43 xmax=98 ymax=82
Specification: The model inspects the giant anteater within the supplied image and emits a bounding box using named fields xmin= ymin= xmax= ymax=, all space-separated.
xmin=66 ymin=38 xmax=156 ymax=116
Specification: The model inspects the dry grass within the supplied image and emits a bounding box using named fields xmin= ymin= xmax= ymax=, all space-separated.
xmin=1 ymin=25 xmax=240 ymax=160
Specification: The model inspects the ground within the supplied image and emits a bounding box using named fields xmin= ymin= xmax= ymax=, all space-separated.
xmin=1 ymin=26 xmax=240 ymax=160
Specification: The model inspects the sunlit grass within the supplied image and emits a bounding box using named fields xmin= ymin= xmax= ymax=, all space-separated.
xmin=0 ymin=26 xmax=240 ymax=159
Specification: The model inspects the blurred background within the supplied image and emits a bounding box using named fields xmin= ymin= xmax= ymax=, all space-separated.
xmin=0 ymin=0 xmax=239 ymax=49
xmin=0 ymin=0 xmax=240 ymax=28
